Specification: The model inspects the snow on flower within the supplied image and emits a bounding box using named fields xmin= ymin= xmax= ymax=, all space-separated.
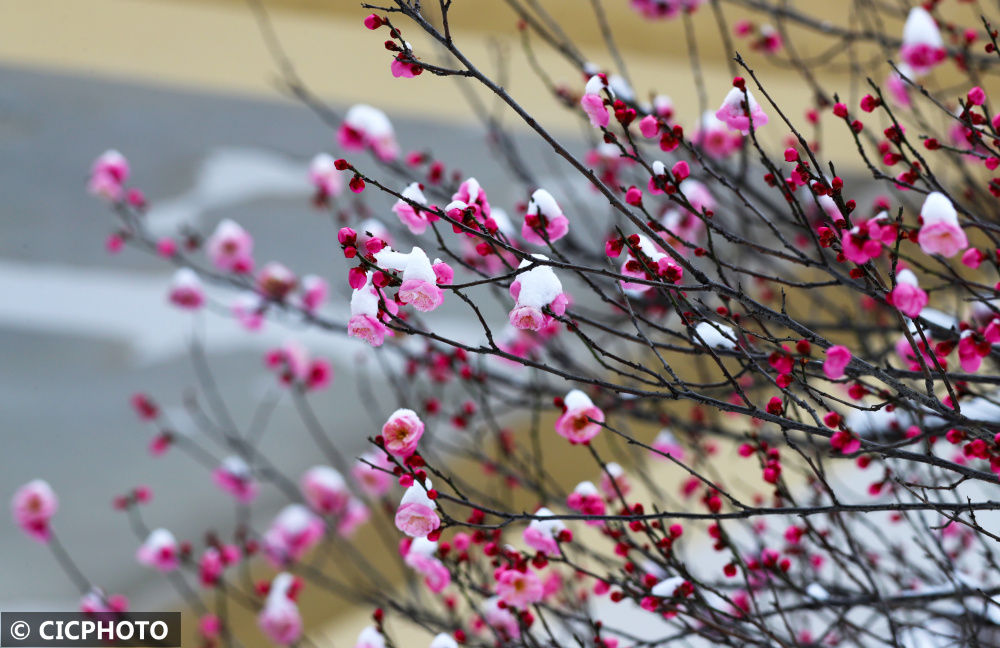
xmin=348 ymin=274 xmax=393 ymax=347
xmin=482 ymin=596 xmax=521 ymax=640
xmin=300 ymin=466 xmax=349 ymax=516
xmin=395 ymin=480 xmax=440 ymax=538
xmin=263 ymin=504 xmax=325 ymax=565
xmin=651 ymin=575 xmax=688 ymax=598
xmin=338 ymin=104 xmax=399 ymax=161
xmin=298 ymin=275 xmax=328 ymax=314
xmin=381 ymin=408 xmax=425 ymax=458
xmin=258 ymin=573 xmax=302 ymax=646
xmin=136 ymin=528 xmax=180 ymax=572
xmin=206 ymin=219 xmax=254 ymax=273
xmin=404 ymin=537 xmax=451 ymax=593
xmin=88 ymin=150 xmax=129 ymax=201
xmin=392 ymin=182 xmax=431 ymax=235
xmin=212 ymin=456 xmax=258 ymax=503
xmin=889 ymin=269 xmax=928 ymax=318
xmin=375 ymin=246 xmax=445 ymax=312
xmin=509 ymin=255 xmax=567 ymax=331
xmin=11 ymin=479 xmax=58 ymax=543
xmin=354 ymin=625 xmax=386 ymax=648
xmin=580 ymin=75 xmax=610 ymax=128
xmin=918 ymin=192 xmax=967 ymax=258
xmin=429 ymin=634 xmax=458 ymax=648
xmin=555 ymin=389 xmax=605 ymax=444
xmin=168 ymin=268 xmax=205 ymax=310
xmin=308 ymin=153 xmax=345 ymax=198
xmin=900 ymin=7 xmax=946 ymax=75
xmin=619 ymin=234 xmax=683 ymax=292
xmin=567 ymin=480 xmax=606 ymax=524
xmin=715 ymin=87 xmax=769 ymax=135
xmin=522 ymin=188 xmax=569 ymax=245
xmin=693 ymin=321 xmax=738 ymax=349
xmin=523 ymin=507 xmax=566 ymax=555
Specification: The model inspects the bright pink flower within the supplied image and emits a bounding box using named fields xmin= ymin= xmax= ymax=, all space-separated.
xmin=390 ymin=54 xmax=420 ymax=78
xmin=715 ymin=87 xmax=769 ymax=135
xmin=694 ymin=111 xmax=743 ymax=158
xmin=382 ymin=408 xmax=425 ymax=457
xmin=80 ymin=589 xmax=128 ymax=614
xmin=199 ymin=615 xmax=221 ymax=639
xmin=639 ymin=114 xmax=660 ymax=138
xmin=394 ymin=482 xmax=440 ymax=538
xmin=309 ymin=153 xmax=344 ymax=197
xmin=392 ymin=182 xmax=430 ymax=234
xmin=168 ymin=268 xmax=205 ymax=310
xmin=11 ymin=479 xmax=57 ymax=543
xmin=136 ymin=528 xmax=180 ymax=572
xmin=523 ymin=507 xmax=566 ymax=555
xmin=567 ymin=481 xmax=606 ymax=525
xmin=581 ymin=94 xmax=609 ymax=129
xmin=555 ymin=389 xmax=605 ymax=444
xmin=886 ymin=67 xmax=912 ymax=108
xmin=300 ymin=466 xmax=349 ymax=515
xmin=352 ymin=450 xmax=394 ymax=498
xmin=88 ymin=150 xmax=129 ymax=201
xmin=630 ymin=0 xmax=705 ymax=19
xmin=509 ymin=256 xmax=566 ymax=330
xmin=432 ymin=261 xmax=454 ymax=285
xmin=889 ymin=269 xmax=927 ymax=318
xmin=522 ymin=189 xmax=569 ymax=245
xmin=231 ymin=293 xmax=266 ymax=331
xmin=398 ymin=279 xmax=444 ymax=312
xmin=495 ymin=566 xmax=544 ymax=609
xmin=212 ymin=456 xmax=258 ymax=503
xmin=348 ymin=313 xmax=388 ymax=347
xmin=482 ymin=597 xmax=521 ymax=640
xmin=263 ymin=505 xmax=325 ymax=565
xmin=918 ymin=192 xmax=967 ymax=258
xmin=258 ymin=574 xmax=302 ymax=646
xmin=199 ymin=548 xmax=224 ymax=587
xmin=509 ymin=305 xmax=547 ymax=331
xmin=651 ymin=428 xmax=685 ymax=461
xmin=206 ymin=219 xmax=254 ymax=273
xmin=823 ymin=345 xmax=852 ymax=380
xmin=338 ymin=105 xmax=399 ymax=161
xmin=404 ymin=538 xmax=451 ymax=592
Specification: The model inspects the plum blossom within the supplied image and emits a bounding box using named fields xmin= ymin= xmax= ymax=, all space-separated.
xmin=375 ymin=246 xmax=445 ymax=312
xmin=429 ymin=634 xmax=459 ymax=648
xmin=80 ymin=588 xmax=128 ymax=614
xmin=300 ymin=466 xmax=349 ymax=516
xmin=630 ymin=0 xmax=705 ymax=19
xmin=482 ymin=596 xmax=521 ymax=640
xmin=336 ymin=498 xmax=370 ymax=537
xmin=448 ymin=177 xmax=492 ymax=231
xmin=619 ymin=234 xmax=683 ymax=292
xmin=11 ymin=479 xmax=58 ymax=542
xmin=889 ymin=269 xmax=928 ymax=318
xmin=651 ymin=428 xmax=685 ymax=460
xmin=509 ymin=255 xmax=567 ymax=331
xmin=716 ymin=87 xmax=769 ymax=135
xmin=206 ymin=219 xmax=254 ymax=273
xmin=523 ymin=507 xmax=566 ymax=555
xmin=257 ymin=262 xmax=298 ymax=301
xmin=918 ymin=192 xmax=967 ymax=258
xmin=338 ymin=104 xmax=399 ymax=161
xmin=522 ymin=188 xmax=569 ymax=245
xmin=381 ymin=408 xmax=425 ymax=457
xmin=168 ymin=268 xmax=205 ymax=310
xmin=298 ymin=275 xmax=328 ymax=314
xmin=887 ymin=65 xmax=913 ymax=108
xmin=354 ymin=626 xmax=386 ymax=648
xmin=823 ymin=345 xmax=852 ymax=380
xmin=555 ymin=389 xmax=605 ymax=444
xmin=694 ymin=112 xmax=742 ymax=158
xmin=495 ymin=565 xmax=544 ymax=608
xmin=599 ymin=462 xmax=631 ymax=499
xmin=88 ymin=150 xmax=129 ymax=201
xmin=263 ymin=339 xmax=332 ymax=391
xmin=212 ymin=456 xmax=258 ymax=503
xmin=348 ymin=275 xmax=393 ymax=346
xmin=263 ymin=505 xmax=325 ymax=565
xmin=352 ymin=450 xmax=393 ymax=498
xmin=580 ymin=75 xmax=610 ymax=128
xmin=404 ymin=537 xmax=451 ymax=593
xmin=392 ymin=182 xmax=431 ymax=235
xmin=308 ymin=153 xmax=345 ymax=198
xmin=841 ymin=212 xmax=897 ymax=264
xmin=395 ymin=480 xmax=440 ymax=538
xmin=136 ymin=528 xmax=180 ymax=572
xmin=900 ymin=7 xmax=946 ymax=75
xmin=258 ymin=573 xmax=302 ymax=646
xmin=567 ymin=481 xmax=606 ymax=524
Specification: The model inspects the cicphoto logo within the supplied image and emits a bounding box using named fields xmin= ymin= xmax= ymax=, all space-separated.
xmin=1 ymin=613 xmax=180 ymax=647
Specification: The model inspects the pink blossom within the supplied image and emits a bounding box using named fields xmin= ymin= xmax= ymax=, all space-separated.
xmin=338 ymin=105 xmax=399 ymax=161
xmin=694 ymin=111 xmax=743 ymax=158
xmin=599 ymin=462 xmax=631 ymax=499
xmin=336 ymin=498 xmax=370 ymax=537
xmin=309 ymin=153 xmax=344 ymax=197
xmin=432 ymin=261 xmax=454 ymax=285
xmin=393 ymin=182 xmax=430 ymax=234
xmin=212 ymin=456 xmax=258 ymax=503
xmin=258 ymin=573 xmax=302 ymax=646
xmin=482 ymin=597 xmax=521 ymax=640
xmin=168 ymin=268 xmax=205 ymax=310
xmin=11 ymin=479 xmax=58 ymax=542
xmin=300 ymin=466 xmax=349 ymax=515
xmin=404 ymin=537 xmax=451 ymax=592
xmin=263 ymin=505 xmax=325 ymax=565
xmin=206 ymin=219 xmax=254 ymax=273
xmin=823 ymin=345 xmax=852 ymax=380
xmin=136 ymin=528 xmax=180 ymax=572
xmin=257 ymin=262 xmax=298 ymax=301
xmin=887 ymin=66 xmax=913 ymax=108
xmin=555 ymin=389 xmax=605 ymax=444
xmin=395 ymin=481 xmax=440 ymax=538
xmin=889 ymin=269 xmax=928 ymax=318
xmin=80 ymin=589 xmax=128 ymax=614
xmin=232 ymin=293 xmax=266 ymax=331
xmin=522 ymin=188 xmax=569 ymax=245
xmin=523 ymin=507 xmax=566 ymax=555
xmin=639 ymin=114 xmax=660 ymax=138
xmin=651 ymin=428 xmax=685 ymax=461
xmin=199 ymin=615 xmax=221 ymax=639
xmin=581 ymin=93 xmax=609 ymax=129
xmin=509 ymin=305 xmax=547 ymax=331
xmin=918 ymin=192 xmax=967 ymax=258
xmin=716 ymin=87 xmax=769 ymax=135
xmin=353 ymin=450 xmax=394 ymax=498
xmin=88 ymin=150 xmax=129 ymax=201
xmin=495 ymin=566 xmax=544 ymax=608
xmin=376 ymin=246 xmax=446 ymax=312
xmin=841 ymin=217 xmax=893 ymax=264
xmin=509 ymin=255 xmax=566 ymax=331
xmin=391 ymin=54 xmax=421 ymax=78
xmin=567 ymin=481 xmax=606 ymax=525
xmin=349 ymin=313 xmax=389 ymax=347
xmin=381 ymin=408 xmax=425 ymax=457
xmin=398 ymin=278 xmax=444 ymax=312
xmin=900 ymin=8 xmax=946 ymax=75
xmin=297 ymin=275 xmax=328 ymax=314
xmin=630 ymin=0 xmax=705 ymax=19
